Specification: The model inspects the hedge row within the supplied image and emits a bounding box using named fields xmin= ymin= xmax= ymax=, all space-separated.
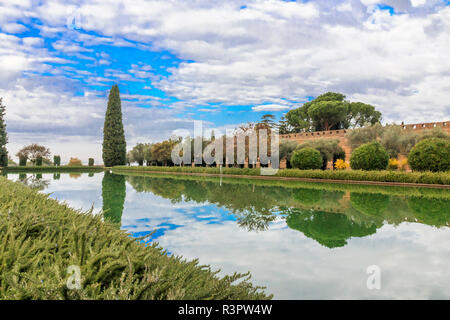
xmin=0 ymin=177 xmax=270 ymax=300
xmin=2 ymin=166 xmax=104 ymax=173
xmin=112 ymin=166 xmax=450 ymax=185
xmin=275 ymin=169 xmax=450 ymax=185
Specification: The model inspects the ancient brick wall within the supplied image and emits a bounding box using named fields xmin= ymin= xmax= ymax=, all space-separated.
xmin=279 ymin=120 xmax=449 ymax=169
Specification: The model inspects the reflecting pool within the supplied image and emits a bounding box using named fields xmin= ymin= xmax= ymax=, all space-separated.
xmin=5 ymin=171 xmax=450 ymax=299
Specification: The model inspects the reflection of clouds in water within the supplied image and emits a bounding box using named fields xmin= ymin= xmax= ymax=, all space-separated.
xmin=121 ymin=189 xmax=227 ymax=234
xmin=7 ymin=173 xmax=104 ymax=214
xmin=118 ymin=184 xmax=450 ymax=299
xmin=156 ymin=218 xmax=450 ymax=299
xmin=6 ymin=173 xmax=449 ymax=299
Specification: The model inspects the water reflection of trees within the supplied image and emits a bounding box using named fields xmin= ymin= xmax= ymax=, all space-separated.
xmin=125 ymin=175 xmax=450 ymax=248
xmin=102 ymin=172 xmax=126 ymax=226
xmin=16 ymin=173 xmax=50 ymax=191
xmin=284 ymin=208 xmax=378 ymax=248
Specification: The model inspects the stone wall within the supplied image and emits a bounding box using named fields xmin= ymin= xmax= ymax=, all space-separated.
xmin=280 ymin=120 xmax=450 ymax=169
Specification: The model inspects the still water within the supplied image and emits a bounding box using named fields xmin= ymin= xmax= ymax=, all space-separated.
xmin=6 ymin=171 xmax=450 ymax=299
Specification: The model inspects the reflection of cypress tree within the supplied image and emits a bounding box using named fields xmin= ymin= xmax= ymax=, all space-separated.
xmin=350 ymin=193 xmax=389 ymax=216
xmin=286 ymin=209 xmax=377 ymax=248
xmin=88 ymin=172 xmax=94 ymax=177
xmin=408 ymin=197 xmax=450 ymax=227
xmin=53 ymin=173 xmax=61 ymax=180
xmin=19 ymin=173 xmax=27 ymax=181
xmin=102 ymin=172 xmax=126 ymax=226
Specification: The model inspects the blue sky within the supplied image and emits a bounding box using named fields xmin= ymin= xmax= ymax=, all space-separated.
xmin=1 ymin=0 xmax=450 ymax=163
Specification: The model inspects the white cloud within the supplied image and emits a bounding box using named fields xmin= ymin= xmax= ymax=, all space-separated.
xmin=1 ymin=0 xmax=450 ymax=163
xmin=411 ymin=0 xmax=427 ymax=7
xmin=252 ymin=104 xmax=291 ymax=112
xmin=1 ymin=22 xmax=28 ymax=33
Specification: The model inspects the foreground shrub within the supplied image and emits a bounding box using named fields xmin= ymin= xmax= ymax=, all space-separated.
xmin=350 ymin=141 xmax=389 ymax=171
xmin=0 ymin=177 xmax=270 ymax=300
xmin=296 ymin=139 xmax=345 ymax=170
xmin=408 ymin=138 xmax=450 ymax=172
xmin=291 ymin=147 xmax=323 ymax=170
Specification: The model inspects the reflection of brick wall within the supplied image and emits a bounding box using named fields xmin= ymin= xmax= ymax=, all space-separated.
xmin=280 ymin=121 xmax=449 ymax=169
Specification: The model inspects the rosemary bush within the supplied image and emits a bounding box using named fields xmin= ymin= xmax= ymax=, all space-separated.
xmin=0 ymin=177 xmax=270 ymax=300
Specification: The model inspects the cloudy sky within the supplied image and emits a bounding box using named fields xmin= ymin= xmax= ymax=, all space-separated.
xmin=1 ymin=0 xmax=450 ymax=163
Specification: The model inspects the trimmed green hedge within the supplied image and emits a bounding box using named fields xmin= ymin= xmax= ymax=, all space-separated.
xmin=291 ymin=148 xmax=323 ymax=170
xmin=113 ymin=166 xmax=450 ymax=185
xmin=408 ymin=138 xmax=450 ymax=172
xmin=350 ymin=141 xmax=389 ymax=171
xmin=0 ymin=177 xmax=270 ymax=300
xmin=3 ymin=166 xmax=104 ymax=173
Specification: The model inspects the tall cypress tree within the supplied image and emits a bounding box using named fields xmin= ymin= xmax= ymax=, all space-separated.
xmin=102 ymin=85 xmax=126 ymax=166
xmin=0 ymin=98 xmax=8 ymax=167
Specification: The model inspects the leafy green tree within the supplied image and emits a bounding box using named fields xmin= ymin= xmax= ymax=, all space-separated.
xmin=285 ymin=103 xmax=313 ymax=132
xmin=16 ymin=144 xmax=51 ymax=165
xmin=380 ymin=125 xmax=419 ymax=158
xmin=0 ymin=98 xmax=8 ymax=167
xmin=345 ymin=123 xmax=383 ymax=150
xmin=53 ymin=155 xmax=61 ymax=167
xmin=285 ymin=92 xmax=381 ymax=132
xmin=307 ymin=100 xmax=349 ymax=131
xmin=279 ymin=140 xmax=299 ymax=168
xmin=130 ymin=143 xmax=146 ymax=166
xmin=102 ymin=85 xmax=126 ymax=167
xmin=347 ymin=102 xmax=382 ymax=128
xmin=151 ymin=139 xmax=178 ymax=166
xmin=260 ymin=114 xmax=276 ymax=129
xmin=19 ymin=157 xmax=27 ymax=166
xmin=277 ymin=116 xmax=292 ymax=134
xmin=144 ymin=143 xmax=153 ymax=166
